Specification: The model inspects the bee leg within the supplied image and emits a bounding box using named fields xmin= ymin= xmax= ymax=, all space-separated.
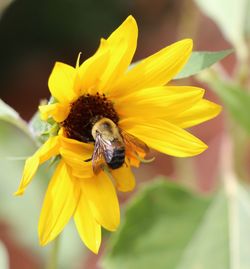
xmin=135 ymin=152 xmax=155 ymax=163
xmin=124 ymin=160 xmax=129 ymax=167
xmin=84 ymin=157 xmax=92 ymax=162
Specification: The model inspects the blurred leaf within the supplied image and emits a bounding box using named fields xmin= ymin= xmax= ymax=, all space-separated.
xmin=214 ymin=83 xmax=250 ymax=134
xmin=0 ymin=99 xmax=31 ymax=137
xmin=198 ymin=76 xmax=250 ymax=134
xmin=194 ymin=0 xmax=248 ymax=59
xmin=0 ymin=120 xmax=45 ymax=249
xmin=0 ymin=103 xmax=85 ymax=268
xmin=0 ymin=241 xmax=9 ymax=269
xmin=174 ymin=49 xmax=233 ymax=79
xmin=177 ymin=190 xmax=229 ymax=269
xmin=177 ymin=182 xmax=250 ymax=269
xmin=102 ymin=180 xmax=211 ymax=269
xmin=0 ymin=98 xmax=21 ymax=121
xmin=102 ymin=179 xmax=250 ymax=269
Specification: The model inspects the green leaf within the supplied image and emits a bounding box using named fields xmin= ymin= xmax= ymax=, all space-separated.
xmin=102 ymin=180 xmax=212 ymax=269
xmin=0 ymin=102 xmax=86 ymax=268
xmin=0 ymin=99 xmax=31 ymax=138
xmin=176 ymin=190 xmax=229 ymax=269
xmin=29 ymin=97 xmax=60 ymax=144
xmin=194 ymin=0 xmax=248 ymax=59
xmin=174 ymin=49 xmax=233 ymax=79
xmin=0 ymin=121 xmax=45 ymax=248
xmin=0 ymin=241 xmax=9 ymax=269
xmin=178 ymin=182 xmax=250 ymax=269
xmin=102 ymin=179 xmax=250 ymax=269
xmin=215 ymin=84 xmax=250 ymax=134
xmin=198 ymin=74 xmax=250 ymax=134
xmin=29 ymin=111 xmax=52 ymax=144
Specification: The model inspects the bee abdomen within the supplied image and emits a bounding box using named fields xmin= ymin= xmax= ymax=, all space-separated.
xmin=108 ymin=148 xmax=125 ymax=169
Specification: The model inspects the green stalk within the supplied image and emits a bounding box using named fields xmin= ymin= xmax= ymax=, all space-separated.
xmin=46 ymin=236 xmax=60 ymax=269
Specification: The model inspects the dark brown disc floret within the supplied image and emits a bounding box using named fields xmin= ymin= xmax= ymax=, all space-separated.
xmin=62 ymin=93 xmax=119 ymax=142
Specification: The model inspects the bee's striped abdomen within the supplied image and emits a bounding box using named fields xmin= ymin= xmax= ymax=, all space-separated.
xmin=107 ymin=147 xmax=125 ymax=169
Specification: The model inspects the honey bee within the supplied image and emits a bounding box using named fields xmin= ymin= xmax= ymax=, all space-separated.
xmin=91 ymin=117 xmax=149 ymax=174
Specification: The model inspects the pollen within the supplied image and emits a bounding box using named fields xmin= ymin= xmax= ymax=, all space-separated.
xmin=62 ymin=93 xmax=119 ymax=142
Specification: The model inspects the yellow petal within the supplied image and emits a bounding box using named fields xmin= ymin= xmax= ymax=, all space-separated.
xmin=59 ymin=132 xmax=94 ymax=155
xmin=170 ymin=99 xmax=222 ymax=128
xmin=114 ymin=86 xmax=204 ymax=119
xmin=74 ymin=191 xmax=101 ymax=253
xmin=48 ymin=62 xmax=77 ymax=103
xmin=112 ymin=39 xmax=193 ymax=96
xmin=120 ymin=118 xmax=207 ymax=157
xmin=77 ymin=45 xmax=110 ymax=95
xmin=15 ymin=136 xmax=59 ymax=195
xmin=60 ymin=147 xmax=94 ymax=179
xmin=111 ymin=165 xmax=136 ymax=192
xmin=58 ymin=132 xmax=94 ymax=177
xmin=99 ymin=15 xmax=138 ymax=91
xmin=39 ymin=103 xmax=70 ymax=122
xmin=39 ymin=160 xmax=80 ymax=246
xmin=81 ymin=172 xmax=120 ymax=231
xmin=126 ymin=152 xmax=141 ymax=167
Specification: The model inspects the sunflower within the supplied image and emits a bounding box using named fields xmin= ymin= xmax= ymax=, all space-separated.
xmin=15 ymin=15 xmax=221 ymax=253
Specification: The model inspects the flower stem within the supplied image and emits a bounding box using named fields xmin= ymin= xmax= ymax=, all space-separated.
xmin=46 ymin=236 xmax=60 ymax=269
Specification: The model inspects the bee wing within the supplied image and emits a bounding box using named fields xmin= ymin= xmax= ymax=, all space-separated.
xmin=120 ymin=129 xmax=149 ymax=155
xmin=92 ymin=134 xmax=117 ymax=174
xmin=92 ymin=135 xmax=107 ymax=174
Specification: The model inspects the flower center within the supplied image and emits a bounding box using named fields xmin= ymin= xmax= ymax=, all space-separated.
xmin=62 ymin=93 xmax=119 ymax=142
